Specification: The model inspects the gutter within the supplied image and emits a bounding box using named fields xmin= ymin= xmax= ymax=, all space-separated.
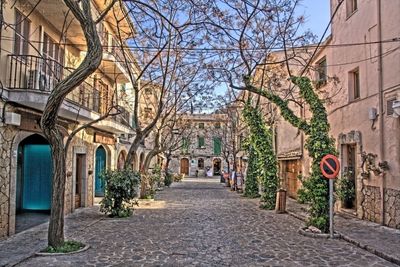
xmin=376 ymin=0 xmax=385 ymax=225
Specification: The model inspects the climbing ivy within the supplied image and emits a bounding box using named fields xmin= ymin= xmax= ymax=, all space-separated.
xmin=243 ymin=139 xmax=260 ymax=198
xmin=242 ymin=100 xmax=278 ymax=209
xmin=244 ymin=76 xmax=336 ymax=232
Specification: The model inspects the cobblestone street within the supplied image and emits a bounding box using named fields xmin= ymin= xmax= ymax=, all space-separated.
xmin=4 ymin=178 xmax=396 ymax=266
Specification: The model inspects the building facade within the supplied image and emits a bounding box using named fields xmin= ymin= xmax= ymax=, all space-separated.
xmin=169 ymin=113 xmax=227 ymax=177
xmin=0 ymin=0 xmax=151 ymax=239
xmin=246 ymin=0 xmax=400 ymax=228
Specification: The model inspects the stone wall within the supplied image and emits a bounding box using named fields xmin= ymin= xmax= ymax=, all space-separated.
xmin=361 ymin=185 xmax=381 ymax=224
xmin=384 ymin=188 xmax=400 ymax=229
xmin=0 ymin=125 xmax=17 ymax=239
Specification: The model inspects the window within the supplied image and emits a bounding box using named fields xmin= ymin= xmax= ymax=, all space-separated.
xmin=215 ymin=122 xmax=221 ymax=129
xmin=387 ymin=98 xmax=396 ymax=116
xmin=145 ymin=88 xmax=153 ymax=95
xmin=198 ymin=136 xmax=205 ymax=148
xmin=198 ymin=122 xmax=205 ymax=129
xmin=349 ymin=68 xmax=360 ymax=101
xmin=14 ymin=10 xmax=30 ymax=55
xmin=346 ymin=0 xmax=357 ymax=17
xmin=182 ymin=138 xmax=189 ymax=153
xmin=213 ymin=137 xmax=222 ymax=155
xmin=198 ymin=158 xmax=204 ymax=169
xmin=316 ymin=57 xmax=327 ymax=87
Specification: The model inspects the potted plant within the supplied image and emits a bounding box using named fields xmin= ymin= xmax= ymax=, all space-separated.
xmin=335 ymin=172 xmax=355 ymax=209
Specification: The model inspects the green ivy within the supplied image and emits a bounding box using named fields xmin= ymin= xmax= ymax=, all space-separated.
xmin=244 ymin=76 xmax=336 ymax=232
xmin=243 ymin=140 xmax=260 ymax=198
xmin=242 ymin=100 xmax=278 ymax=209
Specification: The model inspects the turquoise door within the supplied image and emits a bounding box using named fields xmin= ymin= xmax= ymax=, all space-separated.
xmin=95 ymin=146 xmax=106 ymax=197
xmin=22 ymin=144 xmax=52 ymax=210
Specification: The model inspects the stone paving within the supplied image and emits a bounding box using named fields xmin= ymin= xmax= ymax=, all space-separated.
xmin=0 ymin=177 xmax=397 ymax=266
xmin=286 ymin=198 xmax=400 ymax=265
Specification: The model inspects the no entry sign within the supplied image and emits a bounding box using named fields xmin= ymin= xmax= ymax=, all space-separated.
xmin=320 ymin=154 xmax=340 ymax=179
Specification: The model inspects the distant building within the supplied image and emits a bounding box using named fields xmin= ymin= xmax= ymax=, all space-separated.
xmin=169 ymin=113 xmax=227 ymax=177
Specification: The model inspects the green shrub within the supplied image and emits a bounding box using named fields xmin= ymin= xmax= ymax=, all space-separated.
xmin=164 ymin=170 xmax=173 ymax=187
xmin=173 ymin=173 xmax=184 ymax=182
xmin=44 ymin=240 xmax=84 ymax=253
xmin=336 ymin=172 xmax=355 ymax=206
xmin=100 ymin=168 xmax=141 ymax=217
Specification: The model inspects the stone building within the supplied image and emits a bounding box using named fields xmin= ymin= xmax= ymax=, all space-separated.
xmin=241 ymin=0 xmax=400 ymax=228
xmin=169 ymin=113 xmax=227 ymax=177
xmin=0 ymin=0 xmax=150 ymax=239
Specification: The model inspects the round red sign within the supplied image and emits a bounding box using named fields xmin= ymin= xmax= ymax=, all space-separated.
xmin=320 ymin=154 xmax=340 ymax=179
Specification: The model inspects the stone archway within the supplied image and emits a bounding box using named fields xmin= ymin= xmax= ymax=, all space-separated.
xmin=13 ymin=133 xmax=52 ymax=233
xmin=117 ymin=150 xmax=127 ymax=170
xmin=213 ymin=158 xmax=222 ymax=175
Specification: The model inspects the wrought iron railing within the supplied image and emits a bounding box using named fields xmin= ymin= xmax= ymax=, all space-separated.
xmin=8 ymin=54 xmax=96 ymax=111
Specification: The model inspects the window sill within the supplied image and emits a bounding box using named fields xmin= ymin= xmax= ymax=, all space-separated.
xmin=346 ymin=9 xmax=358 ymax=20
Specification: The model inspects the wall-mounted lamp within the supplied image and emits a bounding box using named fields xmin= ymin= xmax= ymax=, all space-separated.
xmin=368 ymin=107 xmax=378 ymax=130
xmin=392 ymin=100 xmax=400 ymax=118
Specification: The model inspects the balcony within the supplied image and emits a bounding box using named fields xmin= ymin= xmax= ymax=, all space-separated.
xmin=6 ymin=54 xmax=133 ymax=134
xmin=7 ymin=54 xmax=97 ymax=121
xmin=98 ymin=37 xmax=132 ymax=83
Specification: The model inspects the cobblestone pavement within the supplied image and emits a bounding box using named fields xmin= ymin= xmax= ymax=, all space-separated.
xmin=2 ymin=178 xmax=397 ymax=266
xmin=286 ymin=198 xmax=400 ymax=264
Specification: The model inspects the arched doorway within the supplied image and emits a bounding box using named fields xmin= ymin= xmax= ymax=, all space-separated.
xmin=117 ymin=150 xmax=126 ymax=170
xmin=17 ymin=134 xmax=52 ymax=211
xmin=213 ymin=158 xmax=222 ymax=175
xmin=180 ymin=158 xmax=189 ymax=175
xmin=95 ymin=146 xmax=107 ymax=197
xmin=16 ymin=134 xmax=52 ymax=232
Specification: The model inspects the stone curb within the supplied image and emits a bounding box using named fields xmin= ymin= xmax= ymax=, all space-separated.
xmin=287 ymin=210 xmax=400 ymax=266
xmin=35 ymin=245 xmax=90 ymax=257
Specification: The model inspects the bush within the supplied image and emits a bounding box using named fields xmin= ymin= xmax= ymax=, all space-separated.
xmin=44 ymin=240 xmax=84 ymax=253
xmin=100 ymin=168 xmax=141 ymax=217
xmin=336 ymin=172 xmax=355 ymax=208
xmin=173 ymin=173 xmax=184 ymax=182
xmin=164 ymin=170 xmax=173 ymax=187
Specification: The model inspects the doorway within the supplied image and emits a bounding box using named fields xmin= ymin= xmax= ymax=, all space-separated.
xmin=285 ymin=160 xmax=301 ymax=199
xmin=343 ymin=144 xmax=357 ymax=209
xmin=213 ymin=158 xmax=222 ymax=175
xmin=180 ymin=158 xmax=189 ymax=175
xmin=95 ymin=146 xmax=106 ymax=197
xmin=75 ymin=154 xmax=86 ymax=209
xmin=16 ymin=134 xmax=52 ymax=232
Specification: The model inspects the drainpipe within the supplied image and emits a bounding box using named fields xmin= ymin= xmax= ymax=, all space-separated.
xmin=376 ymin=0 xmax=385 ymax=225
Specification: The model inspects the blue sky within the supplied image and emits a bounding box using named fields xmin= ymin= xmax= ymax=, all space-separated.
xmin=297 ymin=0 xmax=331 ymax=39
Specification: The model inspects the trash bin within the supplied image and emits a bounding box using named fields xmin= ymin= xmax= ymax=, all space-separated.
xmin=275 ymin=188 xmax=287 ymax=214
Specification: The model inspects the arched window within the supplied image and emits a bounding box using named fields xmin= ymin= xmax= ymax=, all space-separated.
xmin=198 ymin=158 xmax=204 ymax=169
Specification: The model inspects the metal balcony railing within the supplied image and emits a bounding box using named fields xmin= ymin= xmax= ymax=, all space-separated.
xmin=8 ymin=54 xmax=96 ymax=111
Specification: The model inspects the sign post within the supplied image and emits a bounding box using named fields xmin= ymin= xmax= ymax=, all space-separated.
xmin=320 ymin=154 xmax=340 ymax=238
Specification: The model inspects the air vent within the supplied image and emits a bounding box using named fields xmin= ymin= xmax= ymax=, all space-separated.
xmin=387 ymin=98 xmax=395 ymax=116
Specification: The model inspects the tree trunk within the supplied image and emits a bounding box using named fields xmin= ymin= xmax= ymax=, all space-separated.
xmin=40 ymin=0 xmax=102 ymax=247
xmin=46 ymin=133 xmax=66 ymax=246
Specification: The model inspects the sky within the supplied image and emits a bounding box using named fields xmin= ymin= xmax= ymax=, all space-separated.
xmin=213 ymin=0 xmax=331 ymax=97
xmin=296 ymin=0 xmax=331 ymax=40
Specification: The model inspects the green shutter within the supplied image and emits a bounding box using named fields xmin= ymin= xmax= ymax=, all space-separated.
xmin=214 ymin=137 xmax=221 ymax=155
xmin=198 ymin=136 xmax=205 ymax=148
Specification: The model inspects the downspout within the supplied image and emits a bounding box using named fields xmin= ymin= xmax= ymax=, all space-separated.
xmin=376 ymin=0 xmax=385 ymax=225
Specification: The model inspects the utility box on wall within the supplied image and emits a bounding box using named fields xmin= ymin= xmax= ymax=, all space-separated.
xmin=5 ymin=112 xmax=21 ymax=126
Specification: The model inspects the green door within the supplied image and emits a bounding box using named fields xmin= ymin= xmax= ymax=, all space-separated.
xmin=95 ymin=146 xmax=106 ymax=197
xmin=22 ymin=144 xmax=52 ymax=210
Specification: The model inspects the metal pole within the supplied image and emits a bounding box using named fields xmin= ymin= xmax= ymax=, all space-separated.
xmin=329 ymin=179 xmax=334 ymax=238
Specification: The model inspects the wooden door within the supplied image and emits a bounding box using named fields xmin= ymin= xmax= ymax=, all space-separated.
xmin=180 ymin=158 xmax=189 ymax=175
xmin=286 ymin=160 xmax=300 ymax=199
xmin=75 ymin=154 xmax=85 ymax=208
